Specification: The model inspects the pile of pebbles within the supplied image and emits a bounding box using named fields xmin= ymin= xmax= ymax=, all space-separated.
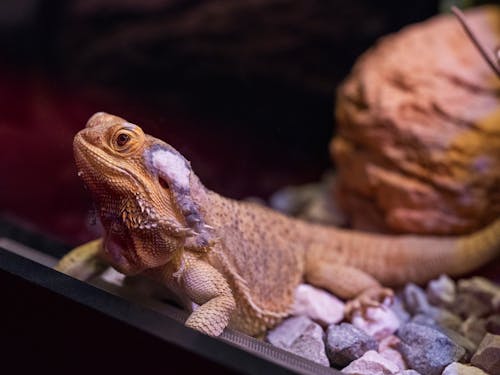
xmin=267 ymin=181 xmax=500 ymax=374
xmin=266 ymin=277 xmax=500 ymax=374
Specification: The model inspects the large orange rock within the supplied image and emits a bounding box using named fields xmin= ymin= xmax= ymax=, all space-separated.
xmin=332 ymin=6 xmax=500 ymax=235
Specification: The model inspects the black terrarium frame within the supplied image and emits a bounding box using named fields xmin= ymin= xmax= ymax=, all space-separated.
xmin=0 ymin=216 xmax=340 ymax=375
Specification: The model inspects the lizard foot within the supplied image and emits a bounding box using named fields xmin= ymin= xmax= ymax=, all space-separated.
xmin=345 ymin=286 xmax=394 ymax=320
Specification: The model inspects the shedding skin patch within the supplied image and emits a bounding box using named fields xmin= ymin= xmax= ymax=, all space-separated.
xmin=151 ymin=149 xmax=190 ymax=190
xmin=145 ymin=144 xmax=215 ymax=252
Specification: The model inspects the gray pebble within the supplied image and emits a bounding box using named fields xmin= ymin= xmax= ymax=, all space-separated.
xmin=460 ymin=316 xmax=487 ymax=346
xmin=485 ymin=314 xmax=500 ymax=335
xmin=427 ymin=275 xmax=456 ymax=307
xmin=325 ymin=322 xmax=377 ymax=368
xmin=458 ymin=277 xmax=500 ymax=305
xmin=410 ymin=307 xmax=462 ymax=331
xmin=397 ymin=322 xmax=466 ymax=375
xmin=267 ymin=316 xmax=329 ymax=366
xmin=440 ymin=327 xmax=477 ymax=361
xmin=390 ymin=295 xmax=411 ymax=323
xmin=403 ymin=283 xmax=431 ymax=315
xmin=400 ymin=371 xmax=422 ymax=375
xmin=470 ymin=333 xmax=500 ymax=375
xmin=451 ymin=293 xmax=492 ymax=319
xmin=427 ymin=307 xmax=463 ymax=331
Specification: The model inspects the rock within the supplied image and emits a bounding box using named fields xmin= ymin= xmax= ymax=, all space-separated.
xmin=397 ymin=323 xmax=466 ymax=375
xmin=426 ymin=307 xmax=462 ymax=331
xmin=266 ymin=316 xmax=329 ymax=366
xmin=269 ymin=173 xmax=346 ymax=226
xmin=451 ymin=293 xmax=492 ymax=319
xmin=470 ymin=333 xmax=500 ymax=375
xmin=390 ymin=296 xmax=411 ymax=323
xmin=407 ymin=315 xmax=475 ymax=360
xmin=402 ymin=283 xmax=431 ymax=315
xmin=292 ymin=284 xmax=345 ymax=326
xmin=410 ymin=307 xmax=462 ymax=331
xmin=269 ymin=183 xmax=322 ymax=216
xmin=378 ymin=336 xmax=406 ymax=370
xmin=400 ymin=371 xmax=421 ymax=375
xmin=332 ymin=6 xmax=500 ymax=235
xmin=427 ymin=275 xmax=456 ymax=307
xmin=442 ymin=362 xmax=489 ymax=375
xmin=325 ymin=322 xmax=378 ymax=367
xmin=486 ymin=314 xmax=500 ymax=334
xmin=458 ymin=277 xmax=500 ymax=306
xmin=460 ymin=316 xmax=487 ymax=346
xmin=440 ymin=327 xmax=478 ymax=361
xmin=341 ymin=350 xmax=400 ymax=375
xmin=351 ymin=305 xmax=400 ymax=340
xmin=410 ymin=313 xmax=437 ymax=328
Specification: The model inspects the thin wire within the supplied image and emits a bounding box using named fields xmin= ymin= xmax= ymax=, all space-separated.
xmin=451 ymin=6 xmax=500 ymax=78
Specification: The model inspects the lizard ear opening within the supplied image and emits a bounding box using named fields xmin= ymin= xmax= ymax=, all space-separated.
xmin=158 ymin=175 xmax=170 ymax=191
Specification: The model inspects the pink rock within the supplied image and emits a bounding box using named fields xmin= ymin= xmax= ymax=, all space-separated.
xmin=292 ymin=284 xmax=345 ymax=326
xmin=378 ymin=336 xmax=407 ymax=371
xmin=379 ymin=348 xmax=406 ymax=371
xmin=351 ymin=305 xmax=400 ymax=340
xmin=378 ymin=335 xmax=401 ymax=352
xmin=341 ymin=350 xmax=401 ymax=375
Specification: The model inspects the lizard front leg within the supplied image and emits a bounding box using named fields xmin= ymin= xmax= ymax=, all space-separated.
xmin=178 ymin=254 xmax=236 ymax=336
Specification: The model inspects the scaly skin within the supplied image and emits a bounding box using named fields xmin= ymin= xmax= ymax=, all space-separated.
xmin=57 ymin=112 xmax=500 ymax=337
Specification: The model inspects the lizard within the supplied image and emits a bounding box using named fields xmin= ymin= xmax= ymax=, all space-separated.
xmin=56 ymin=112 xmax=500 ymax=337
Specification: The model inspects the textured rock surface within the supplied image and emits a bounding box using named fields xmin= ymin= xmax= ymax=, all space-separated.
xmin=266 ymin=316 xmax=329 ymax=366
xmin=341 ymin=350 xmax=400 ymax=375
xmin=326 ymin=323 xmax=378 ymax=367
xmin=460 ymin=317 xmax=487 ymax=346
xmin=442 ymin=362 xmax=488 ymax=375
xmin=458 ymin=277 xmax=500 ymax=305
xmin=486 ymin=314 xmax=500 ymax=334
xmin=292 ymin=284 xmax=345 ymax=326
xmin=332 ymin=5 xmax=500 ymax=235
xmin=397 ymin=323 xmax=466 ymax=375
xmin=470 ymin=333 xmax=500 ymax=374
xmin=402 ymin=283 xmax=431 ymax=315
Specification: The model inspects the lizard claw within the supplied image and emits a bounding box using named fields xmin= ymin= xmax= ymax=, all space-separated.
xmin=345 ymin=287 xmax=394 ymax=320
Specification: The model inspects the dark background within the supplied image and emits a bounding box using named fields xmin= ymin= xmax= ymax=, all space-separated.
xmin=0 ymin=0 xmax=480 ymax=245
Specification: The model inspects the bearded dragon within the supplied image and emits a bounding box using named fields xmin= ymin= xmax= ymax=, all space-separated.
xmin=56 ymin=112 xmax=500 ymax=337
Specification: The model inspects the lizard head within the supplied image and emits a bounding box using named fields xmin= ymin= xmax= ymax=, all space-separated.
xmin=74 ymin=112 xmax=213 ymax=275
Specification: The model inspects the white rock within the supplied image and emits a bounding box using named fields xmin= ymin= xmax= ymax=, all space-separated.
xmin=442 ymin=362 xmax=489 ymax=375
xmin=341 ymin=350 xmax=400 ymax=375
xmin=267 ymin=316 xmax=330 ymax=366
xmin=351 ymin=305 xmax=400 ymax=341
xmin=292 ymin=284 xmax=345 ymax=326
xmin=427 ymin=274 xmax=456 ymax=306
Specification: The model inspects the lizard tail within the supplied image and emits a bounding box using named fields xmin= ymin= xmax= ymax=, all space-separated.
xmin=308 ymin=218 xmax=500 ymax=286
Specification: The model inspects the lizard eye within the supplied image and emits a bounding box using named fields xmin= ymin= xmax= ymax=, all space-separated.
xmin=116 ymin=133 xmax=130 ymax=147
xmin=110 ymin=124 xmax=144 ymax=153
